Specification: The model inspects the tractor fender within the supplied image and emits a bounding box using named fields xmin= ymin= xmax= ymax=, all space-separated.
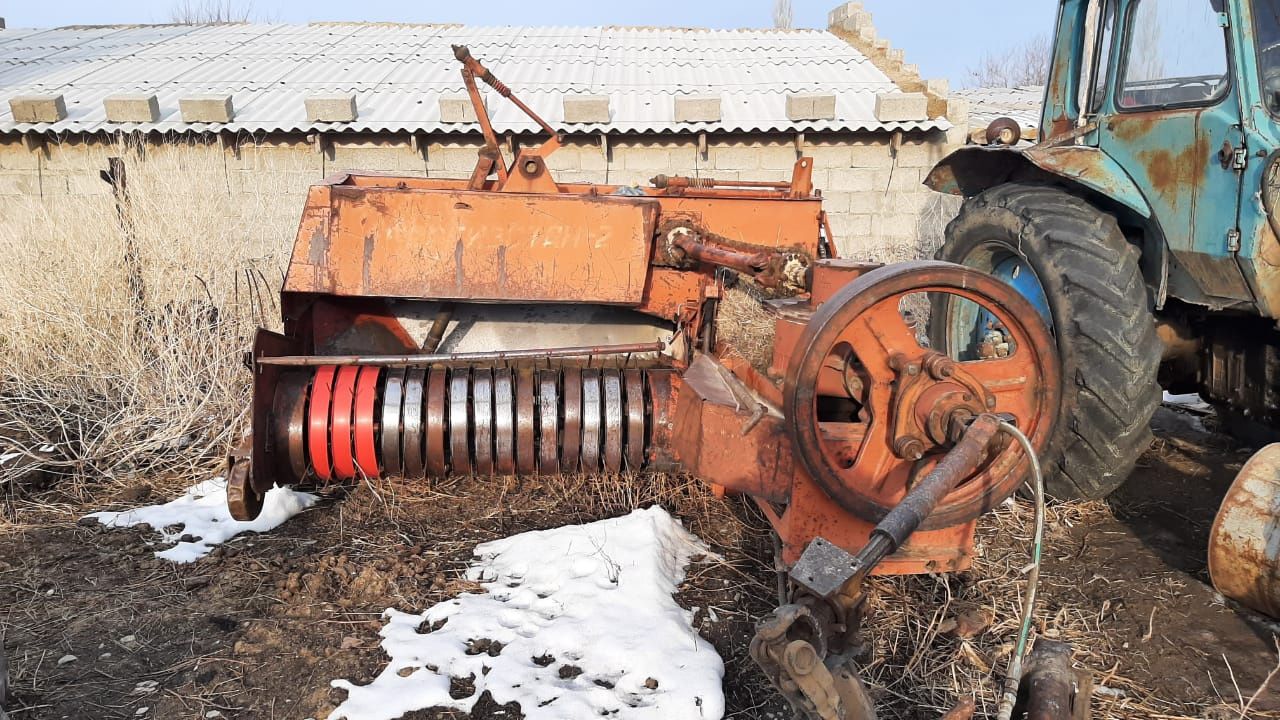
xmin=925 ymin=144 xmax=1168 ymax=307
xmin=924 ymin=144 xmax=1153 ymax=219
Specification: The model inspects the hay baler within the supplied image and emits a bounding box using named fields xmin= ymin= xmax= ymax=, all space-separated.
xmin=228 ymin=47 xmax=1077 ymax=719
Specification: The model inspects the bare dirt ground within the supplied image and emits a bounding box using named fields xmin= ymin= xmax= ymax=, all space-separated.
xmin=1 ymin=405 xmax=1278 ymax=720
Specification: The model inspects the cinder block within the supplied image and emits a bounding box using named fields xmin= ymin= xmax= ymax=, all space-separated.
xmin=620 ymin=147 xmax=671 ymax=171
xmin=179 ymin=95 xmax=234 ymax=123
xmin=874 ymin=92 xmax=928 ymax=122
xmin=305 ymin=94 xmax=357 ymax=123
xmin=8 ymin=94 xmax=66 ymax=123
xmin=757 ymin=144 xmax=801 ymax=170
xmin=674 ymin=95 xmax=721 ymax=123
xmin=786 ymin=93 xmax=836 ymax=121
xmin=711 ymin=146 xmax=760 ymax=171
xmin=439 ymin=94 xmax=477 ymax=124
xmin=104 ymin=94 xmax=159 ymax=123
xmin=563 ymin=95 xmax=610 ymax=124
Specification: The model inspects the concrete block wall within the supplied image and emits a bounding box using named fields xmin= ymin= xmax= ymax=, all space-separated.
xmin=0 ymin=129 xmax=960 ymax=262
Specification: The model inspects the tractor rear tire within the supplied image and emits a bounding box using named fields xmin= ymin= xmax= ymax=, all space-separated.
xmin=935 ymin=183 xmax=1162 ymax=500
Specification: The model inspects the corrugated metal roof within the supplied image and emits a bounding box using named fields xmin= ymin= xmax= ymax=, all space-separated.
xmin=0 ymin=23 xmax=950 ymax=136
xmin=954 ymin=85 xmax=1043 ymax=131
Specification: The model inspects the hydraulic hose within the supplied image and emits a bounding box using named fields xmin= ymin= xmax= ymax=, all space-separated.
xmin=994 ymin=420 xmax=1046 ymax=720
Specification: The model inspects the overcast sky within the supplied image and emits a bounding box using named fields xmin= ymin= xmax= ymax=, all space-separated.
xmin=0 ymin=1 xmax=1054 ymax=89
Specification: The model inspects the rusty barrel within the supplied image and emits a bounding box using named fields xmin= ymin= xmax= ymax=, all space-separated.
xmin=1209 ymin=442 xmax=1280 ymax=618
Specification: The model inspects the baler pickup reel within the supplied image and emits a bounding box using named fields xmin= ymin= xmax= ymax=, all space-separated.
xmin=228 ymin=47 xmax=1074 ymax=719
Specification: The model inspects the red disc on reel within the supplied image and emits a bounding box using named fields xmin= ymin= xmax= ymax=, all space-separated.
xmin=330 ymin=365 xmax=360 ymax=480
xmin=353 ymin=366 xmax=381 ymax=478
xmin=307 ymin=365 xmax=338 ymax=482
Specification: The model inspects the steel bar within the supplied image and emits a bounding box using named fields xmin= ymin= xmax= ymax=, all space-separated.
xmin=494 ymin=369 xmax=516 ymax=475
xmin=256 ymin=342 xmax=666 ymax=367
xmin=425 ymin=368 xmax=447 ymax=477
xmin=561 ymin=368 xmax=582 ymax=473
xmin=515 ymin=368 xmax=536 ymax=475
xmin=473 ymin=369 xmax=495 ymax=474
xmin=603 ymin=369 xmax=623 ymax=473
xmin=274 ymin=372 xmax=309 ymax=481
xmin=402 ymin=369 xmax=427 ymax=478
xmin=623 ymin=369 xmax=645 ymax=470
xmin=537 ymin=370 xmax=560 ymax=474
xmin=449 ymin=370 xmax=472 ymax=475
xmin=380 ymin=368 xmax=406 ymax=477
xmin=581 ymin=370 xmax=602 ymax=472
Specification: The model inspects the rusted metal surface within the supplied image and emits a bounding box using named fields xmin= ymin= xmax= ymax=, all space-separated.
xmin=624 ymin=369 xmax=646 ymax=470
xmin=784 ymin=261 xmax=1059 ymax=530
xmin=473 ymin=369 xmax=495 ymax=475
xmin=581 ymin=370 xmax=602 ymax=472
xmin=749 ymin=604 xmax=877 ymax=720
xmin=380 ymin=368 xmax=406 ymax=477
xmin=272 ymin=371 xmax=309 ymax=483
xmin=494 ymin=369 xmax=516 ymax=475
xmin=226 ymin=441 xmax=261 ymax=522
xmin=561 ymin=368 xmax=582 ymax=474
xmin=1210 ymin=442 xmax=1280 ymax=618
xmin=1017 ymin=639 xmax=1088 ymax=720
xmin=284 ymin=188 xmax=659 ymax=304
xmin=402 ymin=369 xmax=427 ymax=478
xmin=537 ymin=370 xmax=560 ymax=474
xmin=449 ymin=370 xmax=472 ymax=475
xmin=602 ymin=370 xmax=624 ymax=473
xmin=425 ymin=368 xmax=448 ymax=477
xmin=258 ymin=342 xmax=667 ymax=367
xmin=515 ymin=368 xmax=536 ymax=475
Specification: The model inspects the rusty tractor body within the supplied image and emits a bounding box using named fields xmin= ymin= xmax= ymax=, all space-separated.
xmin=927 ymin=0 xmax=1280 ymax=620
xmin=230 ymin=46 xmax=1077 ymax=719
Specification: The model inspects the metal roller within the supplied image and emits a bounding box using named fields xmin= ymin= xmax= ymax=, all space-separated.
xmin=623 ymin=369 xmax=646 ymax=470
xmin=537 ymin=370 xmax=560 ymax=474
xmin=473 ymin=369 xmax=495 ymax=474
xmin=402 ymin=368 xmax=427 ymax=478
xmin=330 ymin=365 xmax=359 ymax=480
xmin=304 ymin=367 xmax=331 ymax=482
xmin=581 ymin=369 xmax=602 ymax=472
xmin=494 ymin=369 xmax=516 ymax=475
xmin=274 ymin=372 xmax=310 ymax=482
xmin=281 ymin=364 xmax=668 ymax=482
xmin=603 ymin=369 xmax=624 ymax=473
xmin=449 ymin=369 xmax=472 ymax=475
xmin=425 ymin=368 xmax=447 ymax=477
xmin=380 ymin=368 xmax=406 ymax=477
xmin=562 ymin=367 xmax=582 ymax=473
xmin=353 ymin=366 xmax=381 ymax=478
xmin=516 ymin=368 xmax=536 ymax=475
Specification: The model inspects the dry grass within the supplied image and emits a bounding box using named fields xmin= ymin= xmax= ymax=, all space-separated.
xmin=0 ymin=138 xmax=306 ymax=505
xmin=863 ymin=499 xmax=1280 ymax=720
xmin=717 ymin=285 xmax=778 ymax=372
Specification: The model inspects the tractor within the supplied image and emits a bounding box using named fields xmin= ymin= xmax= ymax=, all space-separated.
xmin=926 ymin=0 xmax=1280 ymax=618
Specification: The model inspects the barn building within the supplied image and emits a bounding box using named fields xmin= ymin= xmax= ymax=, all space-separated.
xmin=0 ymin=3 xmax=970 ymax=260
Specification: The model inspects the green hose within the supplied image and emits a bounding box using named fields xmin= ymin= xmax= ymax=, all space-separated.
xmin=995 ymin=420 xmax=1045 ymax=720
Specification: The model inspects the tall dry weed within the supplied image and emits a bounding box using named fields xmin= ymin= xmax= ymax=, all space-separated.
xmin=0 ymin=138 xmax=306 ymax=499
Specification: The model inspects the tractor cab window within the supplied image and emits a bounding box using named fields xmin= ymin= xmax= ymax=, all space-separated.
xmin=1087 ymin=0 xmax=1118 ymax=113
xmin=1119 ymin=0 xmax=1229 ymax=109
xmin=1255 ymin=0 xmax=1280 ymax=113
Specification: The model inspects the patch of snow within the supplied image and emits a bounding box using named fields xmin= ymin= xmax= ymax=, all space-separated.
xmin=329 ymin=506 xmax=723 ymax=720
xmin=84 ymin=478 xmax=317 ymax=563
xmin=1162 ymin=391 xmax=1212 ymax=413
xmin=0 ymin=452 xmax=20 ymax=465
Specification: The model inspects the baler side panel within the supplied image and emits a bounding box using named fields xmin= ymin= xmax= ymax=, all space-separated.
xmin=284 ymin=187 xmax=659 ymax=304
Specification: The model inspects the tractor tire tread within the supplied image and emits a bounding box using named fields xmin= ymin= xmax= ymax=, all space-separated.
xmin=939 ymin=183 xmax=1161 ymax=499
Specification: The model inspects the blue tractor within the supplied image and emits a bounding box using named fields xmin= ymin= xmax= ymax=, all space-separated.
xmin=926 ymin=0 xmax=1280 ymax=616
